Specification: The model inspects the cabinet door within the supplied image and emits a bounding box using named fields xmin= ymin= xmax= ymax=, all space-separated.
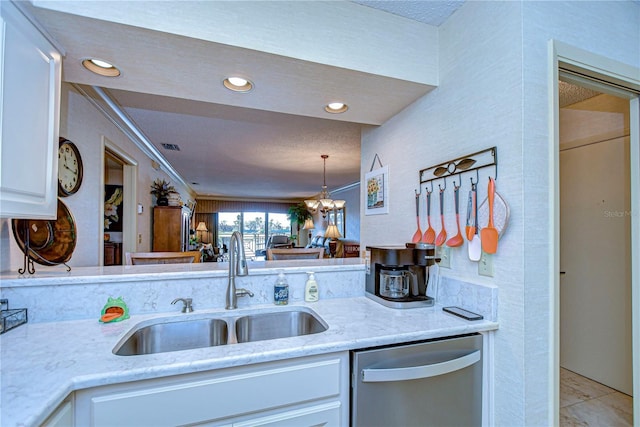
xmin=0 ymin=2 xmax=61 ymax=219
xmin=76 ymin=353 xmax=346 ymax=427
xmin=153 ymin=207 xmax=183 ymax=251
xmin=41 ymin=397 xmax=73 ymax=427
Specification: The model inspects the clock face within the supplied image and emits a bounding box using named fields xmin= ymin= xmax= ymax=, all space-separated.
xmin=58 ymin=139 xmax=83 ymax=196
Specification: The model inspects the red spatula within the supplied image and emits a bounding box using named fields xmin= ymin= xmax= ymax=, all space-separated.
xmin=480 ymin=178 xmax=499 ymax=254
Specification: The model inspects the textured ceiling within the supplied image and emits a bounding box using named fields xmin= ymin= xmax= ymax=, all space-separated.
xmin=27 ymin=1 xmax=463 ymax=200
xmin=559 ymin=81 xmax=602 ymax=108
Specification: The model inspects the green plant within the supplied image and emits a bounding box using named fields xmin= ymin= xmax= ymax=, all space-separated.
xmin=150 ymin=179 xmax=177 ymax=199
xmin=287 ymin=203 xmax=312 ymax=245
xmin=287 ymin=202 xmax=311 ymax=226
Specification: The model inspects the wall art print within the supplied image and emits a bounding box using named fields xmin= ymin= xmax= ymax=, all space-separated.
xmin=104 ymin=185 xmax=124 ymax=232
xmin=365 ymin=165 xmax=389 ymax=215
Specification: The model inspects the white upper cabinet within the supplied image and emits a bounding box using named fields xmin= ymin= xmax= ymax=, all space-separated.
xmin=0 ymin=1 xmax=61 ymax=219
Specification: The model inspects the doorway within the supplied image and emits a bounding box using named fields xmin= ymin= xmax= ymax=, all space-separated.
xmin=551 ymin=40 xmax=640 ymax=427
xmin=559 ymin=81 xmax=633 ymax=424
xmin=104 ymin=151 xmax=124 ymax=265
xmin=101 ymin=137 xmax=138 ymax=265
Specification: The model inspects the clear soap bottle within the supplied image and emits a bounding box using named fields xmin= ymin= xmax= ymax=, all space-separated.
xmin=274 ymin=271 xmax=289 ymax=305
xmin=304 ymin=272 xmax=319 ymax=302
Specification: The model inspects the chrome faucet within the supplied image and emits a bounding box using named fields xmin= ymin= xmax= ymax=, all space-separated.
xmin=226 ymin=231 xmax=253 ymax=309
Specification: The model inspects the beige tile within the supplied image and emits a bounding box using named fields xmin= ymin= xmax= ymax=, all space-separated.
xmin=560 ymin=408 xmax=589 ymax=427
xmin=561 ymin=396 xmax=632 ymax=427
xmin=561 ymin=368 xmax=616 ymax=400
xmin=560 ymin=368 xmax=633 ymax=427
xmin=597 ymin=392 xmax=633 ymax=423
xmin=561 ymin=380 xmax=587 ymax=408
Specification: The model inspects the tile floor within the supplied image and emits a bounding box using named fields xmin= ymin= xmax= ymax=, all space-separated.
xmin=560 ymin=367 xmax=633 ymax=426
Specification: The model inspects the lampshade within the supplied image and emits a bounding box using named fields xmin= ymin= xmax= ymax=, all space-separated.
xmin=324 ymin=224 xmax=342 ymax=239
xmin=302 ymin=218 xmax=315 ymax=230
xmin=196 ymin=221 xmax=208 ymax=232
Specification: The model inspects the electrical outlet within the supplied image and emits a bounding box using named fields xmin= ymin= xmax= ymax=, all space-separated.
xmin=436 ymin=246 xmax=451 ymax=268
xmin=478 ymin=251 xmax=493 ymax=277
xmin=138 ymin=234 xmax=142 ymax=244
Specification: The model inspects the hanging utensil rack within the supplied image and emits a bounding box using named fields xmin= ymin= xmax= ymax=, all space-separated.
xmin=419 ymin=146 xmax=498 ymax=189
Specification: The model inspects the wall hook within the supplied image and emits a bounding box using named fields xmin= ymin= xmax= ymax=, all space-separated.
xmin=438 ymin=177 xmax=447 ymax=192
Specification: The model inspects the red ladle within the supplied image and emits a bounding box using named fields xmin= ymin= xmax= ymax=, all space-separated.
xmin=435 ymin=188 xmax=447 ymax=246
xmin=411 ymin=192 xmax=422 ymax=243
xmin=422 ymin=190 xmax=436 ymax=243
xmin=446 ymin=184 xmax=464 ymax=247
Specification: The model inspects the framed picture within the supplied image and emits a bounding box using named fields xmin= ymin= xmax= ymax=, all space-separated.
xmin=104 ymin=185 xmax=124 ymax=232
xmin=365 ymin=165 xmax=389 ymax=215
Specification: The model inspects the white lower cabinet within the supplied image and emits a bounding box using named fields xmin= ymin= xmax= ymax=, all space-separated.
xmin=41 ymin=397 xmax=73 ymax=427
xmin=74 ymin=352 xmax=349 ymax=427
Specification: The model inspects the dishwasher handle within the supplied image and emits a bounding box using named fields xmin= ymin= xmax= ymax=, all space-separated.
xmin=361 ymin=350 xmax=480 ymax=383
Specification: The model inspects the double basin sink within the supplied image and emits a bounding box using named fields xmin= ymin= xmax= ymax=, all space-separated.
xmin=114 ymin=307 xmax=328 ymax=356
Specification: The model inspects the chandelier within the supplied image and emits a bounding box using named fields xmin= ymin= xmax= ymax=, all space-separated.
xmin=304 ymin=155 xmax=345 ymax=218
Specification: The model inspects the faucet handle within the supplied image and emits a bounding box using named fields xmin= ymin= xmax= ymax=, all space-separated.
xmin=171 ymin=297 xmax=194 ymax=313
xmin=236 ymin=288 xmax=254 ymax=298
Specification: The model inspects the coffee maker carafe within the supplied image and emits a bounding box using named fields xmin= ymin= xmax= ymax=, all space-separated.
xmin=365 ymin=243 xmax=437 ymax=309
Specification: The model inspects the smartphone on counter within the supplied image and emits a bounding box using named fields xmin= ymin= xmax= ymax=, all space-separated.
xmin=443 ymin=306 xmax=484 ymax=321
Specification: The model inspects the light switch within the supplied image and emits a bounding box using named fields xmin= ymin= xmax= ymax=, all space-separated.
xmin=436 ymin=246 xmax=451 ymax=268
xmin=478 ymin=251 xmax=493 ymax=277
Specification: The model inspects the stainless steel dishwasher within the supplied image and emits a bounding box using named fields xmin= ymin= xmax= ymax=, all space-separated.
xmin=351 ymin=333 xmax=482 ymax=426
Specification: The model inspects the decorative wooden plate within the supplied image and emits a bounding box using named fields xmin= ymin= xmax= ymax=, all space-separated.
xmin=12 ymin=199 xmax=76 ymax=266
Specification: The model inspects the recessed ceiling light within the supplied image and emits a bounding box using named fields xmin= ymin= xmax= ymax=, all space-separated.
xmin=223 ymin=76 xmax=253 ymax=92
xmin=325 ymin=102 xmax=348 ymax=114
xmin=81 ymin=58 xmax=121 ymax=77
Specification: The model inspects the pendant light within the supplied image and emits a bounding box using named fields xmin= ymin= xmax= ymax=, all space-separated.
xmin=304 ymin=155 xmax=345 ymax=217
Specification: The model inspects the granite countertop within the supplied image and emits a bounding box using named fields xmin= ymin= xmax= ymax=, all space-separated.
xmin=0 ymin=297 xmax=498 ymax=426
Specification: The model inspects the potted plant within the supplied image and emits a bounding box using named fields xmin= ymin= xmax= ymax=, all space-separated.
xmin=150 ymin=179 xmax=177 ymax=206
xmin=287 ymin=202 xmax=312 ymax=245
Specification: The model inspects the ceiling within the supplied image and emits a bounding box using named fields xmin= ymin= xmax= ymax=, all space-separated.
xmin=21 ymin=1 xmax=462 ymax=200
xmin=24 ymin=1 xmax=463 ymax=201
xmin=23 ymin=1 xmax=589 ymax=202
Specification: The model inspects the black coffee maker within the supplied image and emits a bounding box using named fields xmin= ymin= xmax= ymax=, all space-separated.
xmin=365 ymin=243 xmax=438 ymax=309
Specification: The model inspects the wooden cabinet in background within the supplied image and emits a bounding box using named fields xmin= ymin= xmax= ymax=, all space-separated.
xmin=153 ymin=206 xmax=190 ymax=252
xmin=104 ymin=242 xmax=122 ymax=266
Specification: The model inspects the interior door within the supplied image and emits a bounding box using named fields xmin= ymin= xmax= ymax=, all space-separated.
xmin=559 ymin=92 xmax=632 ymax=395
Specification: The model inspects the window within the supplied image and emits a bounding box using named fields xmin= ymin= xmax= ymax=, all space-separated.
xmin=216 ymin=211 xmax=292 ymax=258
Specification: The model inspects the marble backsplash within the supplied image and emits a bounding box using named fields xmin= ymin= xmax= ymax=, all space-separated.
xmin=0 ymin=260 xmax=497 ymax=323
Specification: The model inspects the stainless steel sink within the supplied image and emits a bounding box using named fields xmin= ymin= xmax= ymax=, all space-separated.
xmin=114 ymin=318 xmax=228 ymax=356
xmin=113 ymin=308 xmax=328 ymax=356
xmin=235 ymin=310 xmax=327 ymax=343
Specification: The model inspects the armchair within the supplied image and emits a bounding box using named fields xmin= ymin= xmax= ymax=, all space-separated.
xmin=255 ymin=234 xmax=294 ymax=258
xmin=267 ymin=235 xmax=294 ymax=249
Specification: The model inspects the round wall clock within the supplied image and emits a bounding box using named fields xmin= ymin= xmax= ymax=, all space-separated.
xmin=58 ymin=138 xmax=83 ymax=196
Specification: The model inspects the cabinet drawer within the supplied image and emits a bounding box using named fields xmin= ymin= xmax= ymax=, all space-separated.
xmin=82 ymin=356 xmax=343 ymax=427
xmin=233 ymin=401 xmax=341 ymax=427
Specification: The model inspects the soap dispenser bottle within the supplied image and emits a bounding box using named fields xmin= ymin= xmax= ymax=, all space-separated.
xmin=274 ymin=271 xmax=289 ymax=305
xmin=304 ymin=272 xmax=319 ymax=302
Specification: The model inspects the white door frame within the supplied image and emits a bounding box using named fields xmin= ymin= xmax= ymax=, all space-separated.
xmin=549 ymin=40 xmax=640 ymax=425
xmin=100 ymin=137 xmax=138 ymax=264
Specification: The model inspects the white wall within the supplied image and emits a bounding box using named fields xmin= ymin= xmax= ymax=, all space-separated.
xmin=360 ymin=1 xmax=639 ymax=425
xmin=0 ymin=83 xmax=194 ymax=272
